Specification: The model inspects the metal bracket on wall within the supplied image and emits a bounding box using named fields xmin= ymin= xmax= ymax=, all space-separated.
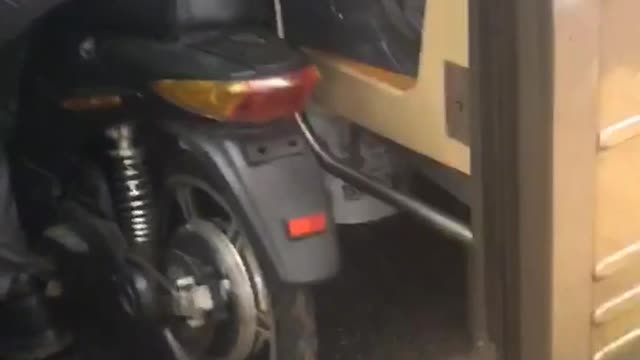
xmin=295 ymin=112 xmax=473 ymax=245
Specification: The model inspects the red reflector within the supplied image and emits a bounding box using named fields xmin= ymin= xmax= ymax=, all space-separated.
xmin=287 ymin=213 xmax=327 ymax=239
xmin=229 ymin=66 xmax=321 ymax=122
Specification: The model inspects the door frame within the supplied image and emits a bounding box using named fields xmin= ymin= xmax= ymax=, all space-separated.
xmin=470 ymin=0 xmax=598 ymax=359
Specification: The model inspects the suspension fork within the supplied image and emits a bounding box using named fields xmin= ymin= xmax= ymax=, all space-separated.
xmin=105 ymin=122 xmax=156 ymax=262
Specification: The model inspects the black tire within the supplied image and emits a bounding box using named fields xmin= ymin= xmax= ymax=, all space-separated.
xmin=268 ymin=281 xmax=317 ymax=360
xmin=161 ymin=153 xmax=318 ymax=360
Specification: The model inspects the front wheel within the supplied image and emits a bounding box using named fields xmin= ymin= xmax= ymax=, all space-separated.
xmin=160 ymin=162 xmax=317 ymax=360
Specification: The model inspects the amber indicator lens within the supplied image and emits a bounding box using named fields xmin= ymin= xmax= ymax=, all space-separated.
xmin=152 ymin=66 xmax=321 ymax=123
xmin=62 ymin=95 xmax=123 ymax=111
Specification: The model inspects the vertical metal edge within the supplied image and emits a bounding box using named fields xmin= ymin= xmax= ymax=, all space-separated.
xmin=473 ymin=0 xmax=599 ymax=359
xmin=469 ymin=0 xmax=594 ymax=360
xmin=469 ymin=0 xmax=519 ymax=357
xmin=547 ymin=0 xmax=599 ymax=359
xmin=515 ymin=0 xmax=555 ymax=358
xmin=516 ymin=1 xmax=598 ymax=360
xmin=468 ymin=0 xmax=499 ymax=357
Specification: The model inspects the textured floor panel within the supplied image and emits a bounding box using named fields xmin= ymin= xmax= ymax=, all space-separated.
xmin=316 ymin=218 xmax=470 ymax=360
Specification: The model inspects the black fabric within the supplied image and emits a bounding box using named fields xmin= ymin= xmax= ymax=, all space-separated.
xmin=0 ymin=275 xmax=71 ymax=358
xmin=0 ymin=149 xmax=26 ymax=250
xmin=81 ymin=0 xmax=269 ymax=37
xmin=0 ymin=0 xmax=66 ymax=136
xmin=0 ymin=38 xmax=26 ymax=141
xmin=0 ymin=0 xmax=66 ymax=45
xmin=0 ymin=1 xmax=64 ymax=287
xmin=280 ymin=0 xmax=425 ymax=76
xmin=0 ymin=148 xmax=28 ymax=298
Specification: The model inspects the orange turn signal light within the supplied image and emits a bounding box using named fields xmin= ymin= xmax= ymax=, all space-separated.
xmin=287 ymin=213 xmax=328 ymax=239
xmin=152 ymin=66 xmax=320 ymax=123
xmin=61 ymin=95 xmax=123 ymax=111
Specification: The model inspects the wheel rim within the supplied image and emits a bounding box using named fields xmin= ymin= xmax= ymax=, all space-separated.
xmin=163 ymin=175 xmax=274 ymax=360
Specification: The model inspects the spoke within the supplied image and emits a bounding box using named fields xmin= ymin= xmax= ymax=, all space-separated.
xmin=175 ymin=186 xmax=198 ymax=220
xmin=163 ymin=328 xmax=192 ymax=360
xmin=232 ymin=234 xmax=246 ymax=250
xmin=254 ymin=312 xmax=274 ymax=353
xmin=257 ymin=311 xmax=273 ymax=333
xmin=254 ymin=328 xmax=270 ymax=352
xmin=227 ymin=221 xmax=240 ymax=242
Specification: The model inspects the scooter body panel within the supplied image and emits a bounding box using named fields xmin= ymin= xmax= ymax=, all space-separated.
xmin=16 ymin=15 xmax=340 ymax=285
xmin=157 ymin=119 xmax=340 ymax=283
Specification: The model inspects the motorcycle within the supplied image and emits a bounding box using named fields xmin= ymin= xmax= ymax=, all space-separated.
xmin=9 ymin=0 xmax=340 ymax=359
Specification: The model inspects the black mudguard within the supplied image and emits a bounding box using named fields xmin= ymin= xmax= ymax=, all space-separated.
xmin=159 ymin=119 xmax=340 ymax=284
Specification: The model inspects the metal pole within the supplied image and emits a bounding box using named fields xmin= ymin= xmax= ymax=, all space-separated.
xmin=295 ymin=112 xmax=473 ymax=245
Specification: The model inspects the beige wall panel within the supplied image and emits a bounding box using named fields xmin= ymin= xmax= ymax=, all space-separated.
xmin=594 ymin=262 xmax=640 ymax=319
xmin=594 ymin=1 xmax=640 ymax=359
xmin=595 ymin=137 xmax=640 ymax=265
xmin=599 ymin=0 xmax=640 ymax=149
xmin=550 ymin=0 xmax=600 ymax=359
xmin=593 ymin=309 xmax=640 ymax=360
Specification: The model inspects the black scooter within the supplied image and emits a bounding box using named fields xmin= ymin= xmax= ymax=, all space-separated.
xmin=10 ymin=1 xmax=339 ymax=359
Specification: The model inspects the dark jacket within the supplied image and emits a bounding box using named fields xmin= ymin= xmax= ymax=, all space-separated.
xmin=0 ymin=0 xmax=65 ymax=45
xmin=0 ymin=0 xmax=64 ymax=295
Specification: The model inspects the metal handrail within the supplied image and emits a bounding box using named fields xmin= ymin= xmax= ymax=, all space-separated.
xmin=295 ymin=112 xmax=474 ymax=245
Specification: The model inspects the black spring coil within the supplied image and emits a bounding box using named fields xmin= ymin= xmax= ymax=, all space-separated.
xmin=107 ymin=124 xmax=154 ymax=245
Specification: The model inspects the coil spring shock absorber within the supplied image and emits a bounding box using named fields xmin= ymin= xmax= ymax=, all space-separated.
xmin=106 ymin=123 xmax=154 ymax=248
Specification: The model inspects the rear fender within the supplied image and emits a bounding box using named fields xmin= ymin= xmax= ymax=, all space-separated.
xmin=159 ymin=119 xmax=340 ymax=284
